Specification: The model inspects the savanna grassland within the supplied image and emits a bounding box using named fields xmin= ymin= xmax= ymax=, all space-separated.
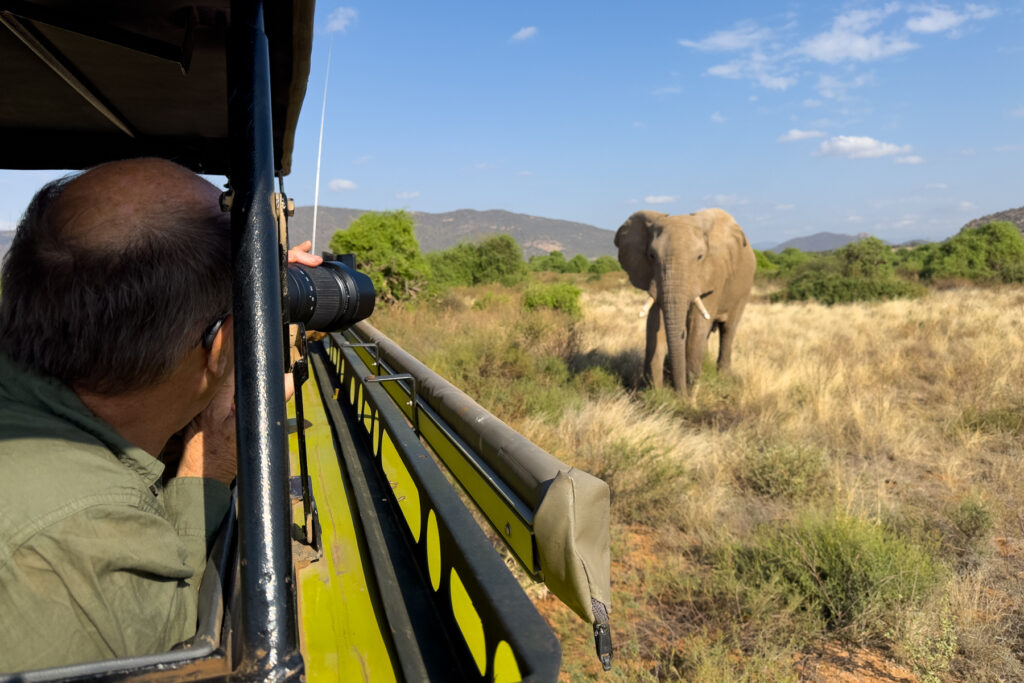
xmin=370 ymin=273 xmax=1024 ymax=682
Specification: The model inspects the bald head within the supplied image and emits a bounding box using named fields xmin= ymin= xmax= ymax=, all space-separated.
xmin=52 ymin=158 xmax=223 ymax=251
xmin=0 ymin=158 xmax=233 ymax=394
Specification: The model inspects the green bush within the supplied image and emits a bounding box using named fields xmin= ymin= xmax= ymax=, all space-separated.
xmin=728 ymin=511 xmax=943 ymax=637
xmin=753 ymin=249 xmax=779 ymax=275
xmin=763 ymin=247 xmax=816 ymax=276
xmin=919 ymin=221 xmax=1024 ymax=283
xmin=425 ymin=242 xmax=477 ymax=288
xmin=427 ymin=234 xmax=528 ymax=289
xmin=522 ymin=282 xmax=582 ymax=318
xmin=772 ymin=238 xmax=925 ymax=304
xmin=773 ymin=270 xmax=926 ymax=304
xmin=564 ymin=254 xmax=590 ymax=273
xmin=329 ymin=210 xmax=430 ymax=302
xmin=528 ymin=250 xmax=568 ymax=272
xmin=738 ymin=443 xmax=829 ymax=500
xmin=588 ymin=255 xmax=621 ymax=274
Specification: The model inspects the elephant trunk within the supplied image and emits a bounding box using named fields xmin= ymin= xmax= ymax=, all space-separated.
xmin=659 ymin=270 xmax=695 ymax=394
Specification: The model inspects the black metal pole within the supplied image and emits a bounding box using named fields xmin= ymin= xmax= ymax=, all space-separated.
xmin=226 ymin=1 xmax=301 ymax=677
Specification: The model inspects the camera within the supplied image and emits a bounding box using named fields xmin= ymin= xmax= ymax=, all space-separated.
xmin=286 ymin=260 xmax=375 ymax=331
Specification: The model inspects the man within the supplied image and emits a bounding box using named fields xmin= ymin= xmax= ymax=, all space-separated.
xmin=0 ymin=158 xmax=317 ymax=672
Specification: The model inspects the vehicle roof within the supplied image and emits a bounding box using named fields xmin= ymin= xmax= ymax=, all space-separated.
xmin=0 ymin=0 xmax=314 ymax=175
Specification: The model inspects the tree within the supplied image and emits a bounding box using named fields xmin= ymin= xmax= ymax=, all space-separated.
xmin=426 ymin=234 xmax=528 ymax=288
xmin=475 ymin=234 xmax=528 ymax=285
xmin=529 ymin=250 xmax=568 ymax=272
xmin=564 ymin=254 xmax=590 ymax=273
xmin=587 ymin=255 xmax=621 ymax=274
xmin=329 ymin=210 xmax=430 ymax=302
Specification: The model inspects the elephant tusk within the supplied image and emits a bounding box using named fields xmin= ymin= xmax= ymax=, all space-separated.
xmin=694 ymin=296 xmax=711 ymax=320
xmin=639 ymin=296 xmax=654 ymax=319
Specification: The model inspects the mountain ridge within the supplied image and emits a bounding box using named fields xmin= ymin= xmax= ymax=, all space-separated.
xmin=289 ymin=206 xmax=617 ymax=259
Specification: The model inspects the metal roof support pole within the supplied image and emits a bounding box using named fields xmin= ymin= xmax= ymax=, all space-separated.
xmin=226 ymin=1 xmax=302 ymax=679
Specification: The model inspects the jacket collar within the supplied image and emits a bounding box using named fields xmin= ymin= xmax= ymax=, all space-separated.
xmin=0 ymin=353 xmax=165 ymax=486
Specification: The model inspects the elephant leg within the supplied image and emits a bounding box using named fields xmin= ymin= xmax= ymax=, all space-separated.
xmin=717 ymin=301 xmax=748 ymax=373
xmin=686 ymin=310 xmax=712 ymax=388
xmin=644 ymin=303 xmax=666 ymax=388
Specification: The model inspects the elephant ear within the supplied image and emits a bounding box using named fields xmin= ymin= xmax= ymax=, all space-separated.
xmin=615 ymin=211 xmax=660 ymax=291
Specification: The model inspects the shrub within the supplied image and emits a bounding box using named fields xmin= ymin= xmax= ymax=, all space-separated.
xmin=427 ymin=235 xmax=528 ymax=289
xmin=522 ymin=282 xmax=582 ymax=318
xmin=773 ymin=270 xmax=926 ymax=304
xmin=564 ymin=254 xmax=590 ymax=273
xmin=528 ymin=250 xmax=568 ymax=273
xmin=587 ymin=255 xmax=621 ymax=274
xmin=728 ymin=511 xmax=943 ymax=638
xmin=329 ymin=210 xmax=430 ymax=302
xmin=738 ymin=443 xmax=830 ymax=500
xmin=754 ymin=249 xmax=779 ymax=275
xmin=920 ymin=221 xmax=1024 ymax=283
xmin=426 ymin=242 xmax=477 ymax=288
xmin=773 ymin=238 xmax=925 ymax=304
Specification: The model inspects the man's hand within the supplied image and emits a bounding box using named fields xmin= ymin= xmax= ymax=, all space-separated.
xmin=288 ymin=240 xmax=323 ymax=267
xmin=177 ymin=372 xmax=237 ymax=486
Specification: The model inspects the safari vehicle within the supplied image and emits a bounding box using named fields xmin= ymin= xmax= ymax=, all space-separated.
xmin=0 ymin=0 xmax=611 ymax=680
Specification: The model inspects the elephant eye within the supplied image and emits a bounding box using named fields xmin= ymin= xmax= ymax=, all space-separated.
xmin=647 ymin=250 xmax=656 ymax=260
xmin=697 ymin=254 xmax=704 ymax=261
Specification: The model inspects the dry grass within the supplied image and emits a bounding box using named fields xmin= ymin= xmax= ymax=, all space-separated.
xmin=372 ymin=277 xmax=1024 ymax=681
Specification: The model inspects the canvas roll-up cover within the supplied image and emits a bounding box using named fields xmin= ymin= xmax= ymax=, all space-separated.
xmin=351 ymin=321 xmax=611 ymax=624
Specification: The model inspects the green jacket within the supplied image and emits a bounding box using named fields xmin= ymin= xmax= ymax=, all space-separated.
xmin=0 ymin=354 xmax=231 ymax=673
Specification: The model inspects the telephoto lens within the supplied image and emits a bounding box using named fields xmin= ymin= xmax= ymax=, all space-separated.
xmin=286 ymin=261 xmax=376 ymax=331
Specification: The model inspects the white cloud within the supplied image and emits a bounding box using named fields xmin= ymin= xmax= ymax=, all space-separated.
xmin=779 ymin=128 xmax=826 ymax=142
xmin=626 ymin=199 xmax=640 ymax=205
xmin=803 ymin=98 xmax=823 ymax=107
xmin=800 ymin=5 xmax=917 ymax=63
xmin=926 ymin=183 xmax=949 ymax=189
xmin=517 ymin=170 xmax=533 ymax=176
xmin=959 ymin=200 xmax=978 ymax=210
xmin=645 ymin=195 xmax=676 ymax=204
xmin=353 ymin=155 xmax=372 ymax=165
xmin=326 ymin=7 xmax=357 ymax=33
xmin=396 ymin=191 xmax=420 ymax=199
xmin=895 ymin=155 xmax=924 ymax=164
xmin=707 ymin=57 xmax=796 ymax=90
xmin=329 ymin=178 xmax=357 ymax=191
xmin=1011 ymin=107 xmax=1024 ymax=118
xmin=775 ymin=204 xmax=795 ymax=211
xmin=510 ymin=26 xmax=537 ymax=42
xmin=848 ymin=215 xmax=863 ymax=222
xmin=679 ymin=22 xmax=772 ymax=51
xmin=818 ymin=135 xmax=911 ymax=158
xmin=652 ymin=86 xmax=682 ymax=95
xmin=749 ymin=95 xmax=758 ymax=102
xmin=711 ymin=112 xmax=725 ymax=123
xmin=475 ymin=162 xmax=497 ymax=170
xmin=892 ymin=215 xmax=918 ymax=229
xmin=709 ymin=194 xmax=748 ymax=206
xmin=632 ymin=121 xmax=645 ymax=128
xmin=816 ymin=73 xmax=873 ymax=100
xmin=906 ymin=4 xmax=998 ymax=34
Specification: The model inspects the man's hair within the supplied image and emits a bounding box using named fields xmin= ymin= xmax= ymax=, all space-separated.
xmin=0 ymin=174 xmax=232 ymax=394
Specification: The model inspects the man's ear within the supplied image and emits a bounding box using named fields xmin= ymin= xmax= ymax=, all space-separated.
xmin=206 ymin=315 xmax=233 ymax=376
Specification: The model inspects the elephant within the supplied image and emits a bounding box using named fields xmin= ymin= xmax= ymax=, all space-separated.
xmin=615 ymin=208 xmax=756 ymax=393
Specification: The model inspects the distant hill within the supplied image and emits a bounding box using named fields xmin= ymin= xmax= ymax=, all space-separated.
xmin=769 ymin=232 xmax=875 ymax=253
xmin=289 ymin=207 xmax=617 ymax=259
xmin=962 ymin=206 xmax=1024 ymax=234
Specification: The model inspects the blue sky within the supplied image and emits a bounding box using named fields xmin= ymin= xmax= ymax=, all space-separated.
xmin=2 ymin=2 xmax=1021 ymax=248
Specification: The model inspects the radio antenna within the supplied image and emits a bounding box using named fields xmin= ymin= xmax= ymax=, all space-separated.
xmin=311 ymin=38 xmax=332 ymax=255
